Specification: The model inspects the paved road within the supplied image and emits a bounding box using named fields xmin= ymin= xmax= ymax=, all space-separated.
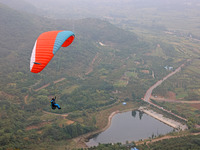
xmin=142 ymin=63 xmax=188 ymax=122
xmin=144 ymin=64 xmax=184 ymax=102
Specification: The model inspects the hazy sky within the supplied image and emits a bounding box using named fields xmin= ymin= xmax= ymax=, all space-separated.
xmin=1 ymin=0 xmax=199 ymax=35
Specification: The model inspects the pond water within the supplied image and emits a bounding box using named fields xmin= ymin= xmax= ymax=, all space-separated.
xmin=86 ymin=111 xmax=174 ymax=147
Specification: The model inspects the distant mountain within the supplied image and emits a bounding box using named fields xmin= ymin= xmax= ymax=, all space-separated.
xmin=17 ymin=0 xmax=200 ymax=19
xmin=2 ymin=0 xmax=199 ymax=37
xmin=0 ymin=0 xmax=39 ymax=14
xmin=0 ymin=2 xmax=141 ymax=86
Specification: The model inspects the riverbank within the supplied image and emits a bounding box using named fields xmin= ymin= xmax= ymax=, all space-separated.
xmin=139 ymin=107 xmax=187 ymax=130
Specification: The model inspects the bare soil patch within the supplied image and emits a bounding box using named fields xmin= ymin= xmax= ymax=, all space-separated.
xmin=26 ymin=122 xmax=51 ymax=131
xmin=85 ymin=52 xmax=99 ymax=75
xmin=141 ymin=70 xmax=150 ymax=74
xmin=24 ymin=95 xmax=28 ymax=104
xmin=166 ymin=91 xmax=177 ymax=99
xmin=190 ymin=103 xmax=200 ymax=110
xmin=34 ymin=78 xmax=66 ymax=92
xmin=66 ymin=120 xmax=75 ymax=125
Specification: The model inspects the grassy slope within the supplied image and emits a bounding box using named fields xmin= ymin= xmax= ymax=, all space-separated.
xmin=1 ymin=1 xmax=199 ymax=149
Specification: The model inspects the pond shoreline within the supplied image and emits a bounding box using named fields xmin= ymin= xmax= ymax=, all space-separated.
xmin=83 ymin=108 xmax=136 ymax=144
xmin=139 ymin=107 xmax=187 ymax=130
xmin=73 ymin=110 xmax=121 ymax=148
xmin=83 ymin=107 xmax=187 ymax=148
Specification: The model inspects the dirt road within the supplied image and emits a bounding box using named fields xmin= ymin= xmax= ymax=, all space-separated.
xmin=136 ymin=132 xmax=200 ymax=146
xmin=43 ymin=110 xmax=69 ymax=119
xmin=151 ymin=96 xmax=200 ymax=104
xmin=35 ymin=77 xmax=65 ymax=92
xmin=85 ymin=52 xmax=99 ymax=75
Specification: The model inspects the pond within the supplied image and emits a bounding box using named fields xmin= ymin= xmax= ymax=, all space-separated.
xmin=86 ymin=110 xmax=174 ymax=147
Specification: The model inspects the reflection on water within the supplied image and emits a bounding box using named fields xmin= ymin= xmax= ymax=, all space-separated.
xmin=86 ymin=111 xmax=173 ymax=147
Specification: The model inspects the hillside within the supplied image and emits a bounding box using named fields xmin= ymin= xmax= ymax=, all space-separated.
xmin=0 ymin=0 xmax=39 ymax=14
xmin=0 ymin=3 xmax=146 ymax=149
xmin=5 ymin=0 xmax=198 ymax=37
xmin=0 ymin=2 xmax=197 ymax=149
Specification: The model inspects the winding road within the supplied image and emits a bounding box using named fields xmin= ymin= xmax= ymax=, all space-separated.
xmin=143 ymin=64 xmax=184 ymax=102
xmin=143 ymin=63 xmax=188 ymax=122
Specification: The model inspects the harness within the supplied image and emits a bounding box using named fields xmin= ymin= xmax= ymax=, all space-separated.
xmin=50 ymin=99 xmax=56 ymax=109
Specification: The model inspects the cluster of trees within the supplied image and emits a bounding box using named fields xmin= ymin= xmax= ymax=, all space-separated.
xmin=137 ymin=134 xmax=200 ymax=150
xmin=42 ymin=123 xmax=96 ymax=141
xmin=60 ymin=88 xmax=117 ymax=112
xmin=82 ymin=143 xmax=134 ymax=150
xmin=0 ymin=98 xmax=96 ymax=149
xmin=77 ymin=134 xmax=200 ymax=150
xmin=0 ymin=100 xmax=31 ymax=149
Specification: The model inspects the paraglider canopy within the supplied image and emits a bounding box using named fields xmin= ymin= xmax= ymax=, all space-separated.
xmin=30 ymin=30 xmax=75 ymax=73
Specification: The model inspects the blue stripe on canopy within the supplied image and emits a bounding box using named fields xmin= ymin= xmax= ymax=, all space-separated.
xmin=53 ymin=31 xmax=75 ymax=55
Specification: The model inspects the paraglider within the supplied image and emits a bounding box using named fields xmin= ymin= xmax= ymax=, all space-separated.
xmin=30 ymin=30 xmax=75 ymax=110
xmin=50 ymin=96 xmax=61 ymax=110
xmin=30 ymin=30 xmax=75 ymax=73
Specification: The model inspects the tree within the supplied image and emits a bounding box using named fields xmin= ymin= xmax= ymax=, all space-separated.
xmin=132 ymin=92 xmax=136 ymax=100
xmin=187 ymin=117 xmax=196 ymax=129
xmin=92 ymin=116 xmax=96 ymax=125
xmin=132 ymin=110 xmax=137 ymax=118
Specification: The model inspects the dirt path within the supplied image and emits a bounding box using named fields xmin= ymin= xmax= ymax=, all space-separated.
xmin=151 ymin=96 xmax=200 ymax=104
xmin=43 ymin=111 xmax=69 ymax=119
xmin=85 ymin=52 xmax=99 ymax=75
xmin=25 ymin=111 xmax=70 ymax=131
xmin=53 ymin=77 xmax=66 ymax=84
xmin=35 ymin=78 xmax=65 ymax=92
xmin=24 ymin=78 xmax=66 ymax=104
xmin=34 ymin=77 xmax=66 ymax=92
xmin=26 ymin=122 xmax=51 ymax=131
xmin=35 ymin=83 xmax=50 ymax=92
xmin=136 ymin=132 xmax=200 ymax=146
xmin=24 ymin=95 xmax=28 ymax=104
